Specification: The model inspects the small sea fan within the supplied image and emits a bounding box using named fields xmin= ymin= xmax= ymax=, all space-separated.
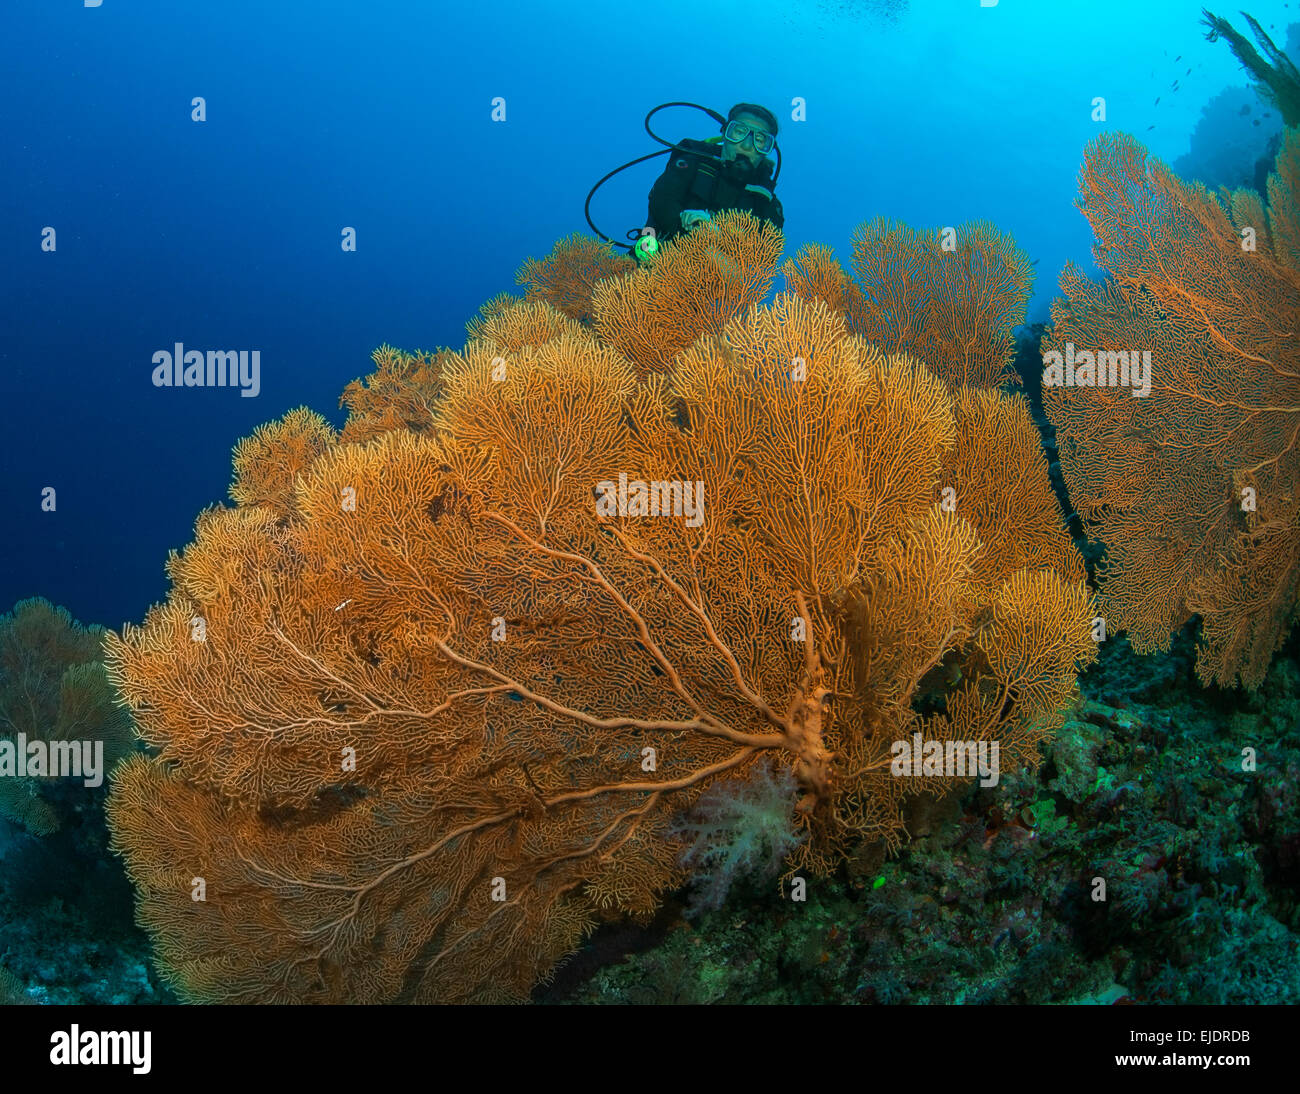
xmin=670 ymin=759 xmax=807 ymax=915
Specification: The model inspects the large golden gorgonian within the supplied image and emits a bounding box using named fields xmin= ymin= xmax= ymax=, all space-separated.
xmin=107 ymin=218 xmax=1092 ymax=1003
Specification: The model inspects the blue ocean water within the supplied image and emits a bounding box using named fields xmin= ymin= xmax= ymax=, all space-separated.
xmin=1 ymin=0 xmax=1280 ymax=630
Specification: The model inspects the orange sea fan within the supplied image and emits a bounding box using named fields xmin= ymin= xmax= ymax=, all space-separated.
xmin=593 ymin=208 xmax=783 ymax=376
xmin=514 ymin=232 xmax=635 ymax=323
xmin=1043 ymin=129 xmax=1300 ymax=689
xmin=230 ymin=406 xmax=337 ymax=516
xmin=939 ymin=387 xmax=1084 ymax=594
xmin=784 ymin=218 xmax=1033 ymax=390
xmin=106 ymin=220 xmax=1094 ymax=1004
xmin=340 ymin=344 xmax=456 ymax=444
xmin=464 ymin=298 xmax=589 ymax=355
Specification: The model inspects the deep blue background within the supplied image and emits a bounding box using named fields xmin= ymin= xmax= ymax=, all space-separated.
xmin=0 ymin=0 xmax=1287 ymax=629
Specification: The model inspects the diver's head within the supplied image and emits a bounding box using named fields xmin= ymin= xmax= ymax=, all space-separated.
xmin=721 ymin=102 xmax=777 ymax=172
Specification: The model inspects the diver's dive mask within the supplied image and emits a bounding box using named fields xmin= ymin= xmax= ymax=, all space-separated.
xmin=723 ymin=120 xmax=775 ymax=154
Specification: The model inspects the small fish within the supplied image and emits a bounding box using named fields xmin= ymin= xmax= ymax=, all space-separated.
xmin=1147 ymin=124 xmax=1156 ymax=131
xmin=1186 ymin=67 xmax=1192 ymax=75
xmin=1175 ymin=55 xmax=1181 ymax=61
xmin=1155 ymin=96 xmax=1161 ymax=105
xmin=1240 ymin=103 xmax=1252 ymax=115
xmin=1254 ymin=118 xmax=1262 ymax=126
xmin=1172 ymin=81 xmax=1180 ymax=91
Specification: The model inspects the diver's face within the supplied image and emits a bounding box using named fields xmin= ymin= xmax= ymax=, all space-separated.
xmin=723 ymin=112 xmax=772 ymax=169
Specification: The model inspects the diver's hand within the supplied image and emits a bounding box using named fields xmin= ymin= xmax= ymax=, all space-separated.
xmin=680 ymin=209 xmax=712 ymax=230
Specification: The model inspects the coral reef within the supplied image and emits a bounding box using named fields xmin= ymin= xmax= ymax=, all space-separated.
xmin=0 ymin=964 xmax=34 ymax=1005
xmin=0 ymin=599 xmax=154 ymax=1005
xmin=545 ymin=624 xmax=1300 ymax=1005
xmin=105 ymin=212 xmax=1093 ymax=1003
xmin=1043 ymin=128 xmax=1300 ymax=689
xmin=228 ymin=405 xmax=338 ymax=514
xmin=782 ymin=218 xmax=1034 ymax=389
xmin=0 ymin=893 xmax=169 ymax=1005
xmin=514 ymin=232 xmax=635 ymax=323
xmin=0 ymin=598 xmax=134 ymax=835
xmin=592 ymin=209 xmax=783 ymax=374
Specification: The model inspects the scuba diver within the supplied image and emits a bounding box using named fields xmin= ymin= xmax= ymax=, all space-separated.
xmin=585 ymin=102 xmax=785 ymax=263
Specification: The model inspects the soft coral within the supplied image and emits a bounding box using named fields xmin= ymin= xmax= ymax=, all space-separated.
xmin=669 ymin=760 xmax=807 ymax=915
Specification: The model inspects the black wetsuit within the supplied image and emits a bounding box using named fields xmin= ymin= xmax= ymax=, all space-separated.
xmin=644 ymin=137 xmax=784 ymax=249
